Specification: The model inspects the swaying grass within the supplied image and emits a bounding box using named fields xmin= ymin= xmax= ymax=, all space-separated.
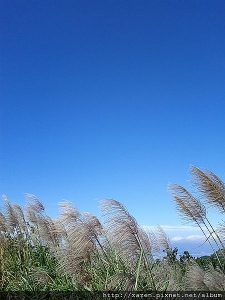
xmin=0 ymin=165 xmax=225 ymax=291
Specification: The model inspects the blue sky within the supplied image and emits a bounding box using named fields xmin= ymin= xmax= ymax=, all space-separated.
xmin=1 ymin=1 xmax=225 ymax=255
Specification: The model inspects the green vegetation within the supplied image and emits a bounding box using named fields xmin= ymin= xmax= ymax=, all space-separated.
xmin=0 ymin=166 xmax=225 ymax=291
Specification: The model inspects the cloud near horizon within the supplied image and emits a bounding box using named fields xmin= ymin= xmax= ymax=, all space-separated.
xmin=171 ymin=235 xmax=205 ymax=242
xmin=141 ymin=225 xmax=217 ymax=257
xmin=142 ymin=225 xmax=206 ymax=242
xmin=141 ymin=225 xmax=219 ymax=257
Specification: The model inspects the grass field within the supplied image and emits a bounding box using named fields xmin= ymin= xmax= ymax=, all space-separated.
xmin=0 ymin=166 xmax=224 ymax=291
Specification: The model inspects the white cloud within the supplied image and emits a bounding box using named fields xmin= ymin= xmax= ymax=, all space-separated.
xmin=141 ymin=224 xmax=218 ymax=257
xmin=192 ymin=251 xmax=213 ymax=257
xmin=142 ymin=224 xmax=218 ymax=245
xmin=171 ymin=235 xmax=205 ymax=242
xmin=186 ymin=235 xmax=205 ymax=241
xmin=171 ymin=236 xmax=184 ymax=242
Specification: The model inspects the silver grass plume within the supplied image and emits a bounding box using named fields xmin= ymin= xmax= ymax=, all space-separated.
xmin=152 ymin=226 xmax=185 ymax=290
xmin=57 ymin=201 xmax=103 ymax=277
xmin=218 ymin=221 xmax=225 ymax=243
xmin=189 ymin=166 xmax=225 ymax=252
xmin=99 ymin=198 xmax=156 ymax=290
xmin=0 ymin=211 xmax=8 ymax=233
xmin=25 ymin=194 xmax=46 ymax=240
xmin=12 ymin=203 xmax=28 ymax=235
xmin=50 ymin=218 xmax=67 ymax=240
xmin=168 ymin=182 xmax=224 ymax=266
xmin=25 ymin=207 xmax=38 ymax=225
xmin=156 ymin=225 xmax=172 ymax=254
xmin=25 ymin=194 xmax=64 ymax=247
xmin=25 ymin=193 xmax=45 ymax=213
xmin=58 ymin=200 xmax=81 ymax=225
xmin=190 ymin=165 xmax=225 ymax=213
xmin=185 ymin=260 xmax=209 ymax=291
xmin=185 ymin=261 xmax=225 ymax=291
xmin=34 ymin=214 xmax=63 ymax=247
xmin=99 ymin=198 xmax=156 ymax=291
xmin=204 ymin=264 xmax=225 ymax=290
xmin=169 ymin=183 xmax=221 ymax=265
xmin=2 ymin=195 xmax=20 ymax=234
xmin=168 ymin=184 xmax=206 ymax=224
xmin=82 ymin=212 xmax=103 ymax=247
xmin=151 ymin=259 xmax=171 ymax=290
xmin=99 ymin=198 xmax=152 ymax=265
xmin=146 ymin=229 xmax=161 ymax=254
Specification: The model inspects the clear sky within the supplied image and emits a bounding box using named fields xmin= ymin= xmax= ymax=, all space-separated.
xmin=1 ymin=1 xmax=225 ymax=254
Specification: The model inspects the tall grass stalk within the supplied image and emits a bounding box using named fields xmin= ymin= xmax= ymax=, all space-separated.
xmin=134 ymin=249 xmax=143 ymax=291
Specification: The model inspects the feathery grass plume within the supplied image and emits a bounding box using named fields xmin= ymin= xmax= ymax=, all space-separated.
xmin=0 ymin=211 xmax=8 ymax=233
xmin=189 ymin=166 xmax=225 ymax=252
xmin=168 ymin=184 xmax=206 ymax=223
xmin=25 ymin=194 xmax=46 ymax=241
xmin=81 ymin=242 xmax=139 ymax=290
xmin=25 ymin=207 xmax=38 ymax=225
xmin=99 ymin=198 xmax=156 ymax=290
xmin=156 ymin=225 xmax=172 ymax=254
xmin=24 ymin=197 xmax=46 ymax=246
xmin=59 ymin=223 xmax=95 ymax=275
xmin=168 ymin=183 xmax=224 ymax=258
xmin=12 ymin=203 xmax=28 ymax=236
xmin=218 ymin=221 xmax=225 ymax=243
xmin=50 ymin=218 xmax=67 ymax=241
xmin=99 ymin=198 xmax=148 ymax=272
xmin=190 ymin=165 xmax=225 ymax=213
xmin=168 ymin=184 xmax=216 ymax=252
xmin=2 ymin=195 xmax=20 ymax=235
xmin=82 ymin=212 xmax=103 ymax=239
xmin=25 ymin=207 xmax=41 ymax=246
xmin=166 ymin=272 xmax=184 ymax=291
xmin=99 ymin=199 xmax=152 ymax=262
xmin=82 ymin=212 xmax=108 ymax=260
xmin=25 ymin=195 xmax=64 ymax=249
xmin=145 ymin=229 xmax=161 ymax=254
xmin=35 ymin=215 xmax=51 ymax=245
xmin=34 ymin=214 xmax=61 ymax=247
xmin=150 ymin=259 xmax=172 ymax=291
xmin=25 ymin=193 xmax=45 ymax=213
xmin=204 ymin=264 xmax=225 ymax=290
xmin=185 ymin=260 xmax=209 ymax=291
xmin=191 ymin=167 xmax=225 ymax=253
xmin=151 ymin=227 xmax=186 ymax=291
xmin=57 ymin=201 xmax=104 ymax=281
xmin=58 ymin=200 xmax=81 ymax=225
